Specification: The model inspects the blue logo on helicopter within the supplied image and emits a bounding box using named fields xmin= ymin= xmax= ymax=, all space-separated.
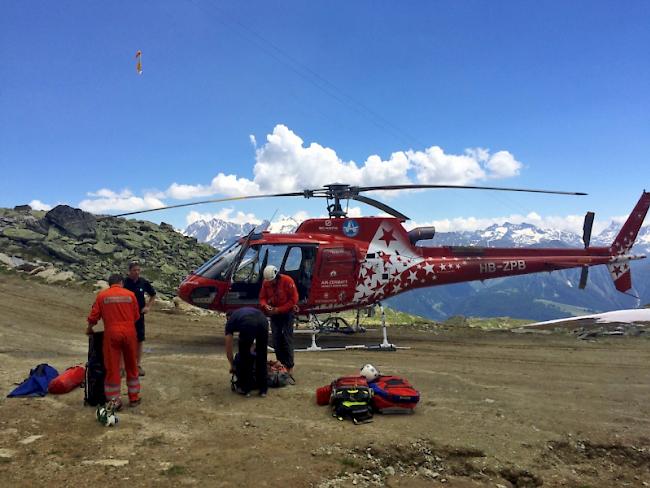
xmin=342 ymin=219 xmax=360 ymax=238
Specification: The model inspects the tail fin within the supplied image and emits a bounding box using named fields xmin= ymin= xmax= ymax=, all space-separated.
xmin=607 ymin=191 xmax=650 ymax=292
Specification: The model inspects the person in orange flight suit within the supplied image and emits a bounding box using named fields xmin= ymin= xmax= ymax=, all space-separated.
xmin=259 ymin=265 xmax=299 ymax=375
xmin=86 ymin=273 xmax=141 ymax=409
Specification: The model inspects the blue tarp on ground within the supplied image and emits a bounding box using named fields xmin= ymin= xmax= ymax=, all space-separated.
xmin=7 ymin=364 xmax=59 ymax=397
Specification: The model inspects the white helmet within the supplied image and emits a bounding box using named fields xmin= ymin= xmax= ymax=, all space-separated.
xmin=263 ymin=265 xmax=278 ymax=281
xmin=360 ymin=364 xmax=380 ymax=382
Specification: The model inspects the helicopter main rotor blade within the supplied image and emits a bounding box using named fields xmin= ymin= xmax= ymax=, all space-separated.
xmin=96 ymin=182 xmax=586 ymax=221
xmin=97 ymin=191 xmax=306 ymax=220
xmin=354 ymin=184 xmax=587 ymax=196
xmin=351 ymin=195 xmax=410 ymax=220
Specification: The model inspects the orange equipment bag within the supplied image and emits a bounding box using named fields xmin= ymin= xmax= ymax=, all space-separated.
xmin=48 ymin=365 xmax=85 ymax=394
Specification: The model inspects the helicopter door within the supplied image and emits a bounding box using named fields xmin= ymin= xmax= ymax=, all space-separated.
xmin=312 ymin=246 xmax=358 ymax=306
xmin=280 ymin=245 xmax=317 ymax=303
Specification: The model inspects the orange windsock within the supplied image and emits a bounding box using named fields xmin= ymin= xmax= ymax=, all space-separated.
xmin=135 ymin=50 xmax=142 ymax=75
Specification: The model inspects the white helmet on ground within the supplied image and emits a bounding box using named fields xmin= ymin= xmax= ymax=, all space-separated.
xmin=263 ymin=265 xmax=278 ymax=281
xmin=360 ymin=364 xmax=380 ymax=382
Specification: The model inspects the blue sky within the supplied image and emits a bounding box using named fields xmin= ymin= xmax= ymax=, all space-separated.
xmin=1 ymin=1 xmax=649 ymax=232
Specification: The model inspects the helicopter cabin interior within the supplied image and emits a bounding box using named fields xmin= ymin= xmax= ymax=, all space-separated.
xmin=225 ymin=243 xmax=318 ymax=304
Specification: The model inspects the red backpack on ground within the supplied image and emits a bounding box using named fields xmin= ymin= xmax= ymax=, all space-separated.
xmin=369 ymin=375 xmax=420 ymax=413
xmin=48 ymin=365 xmax=85 ymax=394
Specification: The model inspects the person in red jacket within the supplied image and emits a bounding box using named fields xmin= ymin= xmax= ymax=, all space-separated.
xmin=86 ymin=273 xmax=141 ymax=409
xmin=259 ymin=265 xmax=299 ymax=375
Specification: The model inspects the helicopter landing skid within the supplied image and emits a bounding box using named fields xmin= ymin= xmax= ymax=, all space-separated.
xmin=295 ymin=304 xmax=410 ymax=352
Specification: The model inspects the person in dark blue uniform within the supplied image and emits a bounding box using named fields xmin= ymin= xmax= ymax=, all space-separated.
xmin=123 ymin=261 xmax=156 ymax=376
xmin=225 ymin=307 xmax=268 ymax=397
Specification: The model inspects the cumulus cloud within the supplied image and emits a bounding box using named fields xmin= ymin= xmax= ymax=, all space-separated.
xmin=251 ymin=126 xmax=519 ymax=192
xmin=167 ymin=174 xmax=260 ymax=200
xmin=78 ymin=124 xmax=523 ymax=213
xmin=484 ymin=150 xmax=522 ymax=179
xmin=79 ymin=188 xmax=165 ymax=214
xmin=407 ymin=146 xmax=522 ymax=184
xmin=252 ymin=125 xmax=362 ymax=192
xmin=29 ymin=200 xmax=52 ymax=211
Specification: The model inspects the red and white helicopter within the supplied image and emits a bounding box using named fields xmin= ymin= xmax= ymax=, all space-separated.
xmin=114 ymin=184 xmax=650 ymax=350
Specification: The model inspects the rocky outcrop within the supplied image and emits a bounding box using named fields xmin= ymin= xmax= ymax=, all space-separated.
xmin=45 ymin=205 xmax=97 ymax=238
xmin=0 ymin=206 xmax=216 ymax=297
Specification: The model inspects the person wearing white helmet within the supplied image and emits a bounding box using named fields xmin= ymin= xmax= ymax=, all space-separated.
xmin=259 ymin=265 xmax=299 ymax=376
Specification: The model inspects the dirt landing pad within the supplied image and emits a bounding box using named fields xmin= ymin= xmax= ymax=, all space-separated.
xmin=1 ymin=275 xmax=649 ymax=487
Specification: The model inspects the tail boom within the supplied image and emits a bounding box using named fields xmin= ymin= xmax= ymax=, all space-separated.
xmin=606 ymin=191 xmax=650 ymax=292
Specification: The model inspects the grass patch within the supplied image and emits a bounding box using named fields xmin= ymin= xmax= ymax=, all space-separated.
xmin=162 ymin=465 xmax=188 ymax=476
xmin=339 ymin=457 xmax=361 ymax=469
xmin=465 ymin=316 xmax=530 ymax=330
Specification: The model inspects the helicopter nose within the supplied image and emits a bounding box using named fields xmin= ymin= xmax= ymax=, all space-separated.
xmin=177 ymin=277 xmax=195 ymax=304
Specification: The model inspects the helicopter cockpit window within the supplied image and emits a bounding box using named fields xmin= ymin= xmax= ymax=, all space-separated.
xmin=232 ymin=246 xmax=261 ymax=283
xmin=231 ymin=244 xmax=289 ymax=284
xmin=284 ymin=246 xmax=302 ymax=272
xmin=194 ymin=240 xmax=242 ymax=281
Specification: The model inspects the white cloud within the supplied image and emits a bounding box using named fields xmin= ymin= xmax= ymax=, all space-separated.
xmin=407 ymin=146 xmax=522 ymax=185
xmin=167 ymin=173 xmax=260 ymax=200
xmin=408 ymin=146 xmax=485 ymax=184
xmin=252 ymin=125 xmax=362 ymax=192
xmin=29 ymin=200 xmax=52 ymax=211
xmin=79 ymin=188 xmax=165 ymax=214
xmin=185 ymin=208 xmax=263 ymax=226
xmin=485 ymin=150 xmax=522 ymax=179
xmin=78 ymin=124 xmax=524 ymax=213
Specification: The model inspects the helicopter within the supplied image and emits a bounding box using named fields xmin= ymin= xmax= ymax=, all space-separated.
xmin=110 ymin=184 xmax=650 ymax=335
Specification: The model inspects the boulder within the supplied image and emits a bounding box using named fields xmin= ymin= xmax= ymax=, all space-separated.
xmin=45 ymin=205 xmax=96 ymax=238
xmin=34 ymin=268 xmax=75 ymax=283
xmin=41 ymin=241 xmax=82 ymax=263
xmin=93 ymin=242 xmax=116 ymax=255
xmin=13 ymin=205 xmax=32 ymax=212
xmin=24 ymin=217 xmax=49 ymax=235
xmin=0 ymin=253 xmax=25 ymax=268
xmin=117 ymin=233 xmax=144 ymax=250
xmin=2 ymin=227 xmax=46 ymax=242
xmin=160 ymin=263 xmax=178 ymax=275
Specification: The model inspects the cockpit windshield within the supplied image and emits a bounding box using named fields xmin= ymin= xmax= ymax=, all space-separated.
xmin=193 ymin=240 xmax=243 ymax=281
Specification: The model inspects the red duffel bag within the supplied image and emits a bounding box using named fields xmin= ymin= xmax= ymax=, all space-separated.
xmin=315 ymin=384 xmax=332 ymax=405
xmin=369 ymin=375 xmax=420 ymax=413
xmin=48 ymin=365 xmax=85 ymax=394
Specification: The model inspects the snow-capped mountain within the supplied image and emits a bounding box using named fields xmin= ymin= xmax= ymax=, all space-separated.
xmin=185 ymin=215 xmax=649 ymax=253
xmin=183 ymin=216 xmax=298 ymax=248
xmin=183 ymin=219 xmax=266 ymax=248
xmin=421 ymin=222 xmax=583 ymax=248
xmin=266 ymin=216 xmax=300 ymax=234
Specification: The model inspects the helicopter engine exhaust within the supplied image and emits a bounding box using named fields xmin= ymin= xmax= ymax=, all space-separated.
xmin=408 ymin=226 xmax=436 ymax=245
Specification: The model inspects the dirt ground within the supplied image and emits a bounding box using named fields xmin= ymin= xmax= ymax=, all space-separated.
xmin=1 ymin=273 xmax=649 ymax=487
